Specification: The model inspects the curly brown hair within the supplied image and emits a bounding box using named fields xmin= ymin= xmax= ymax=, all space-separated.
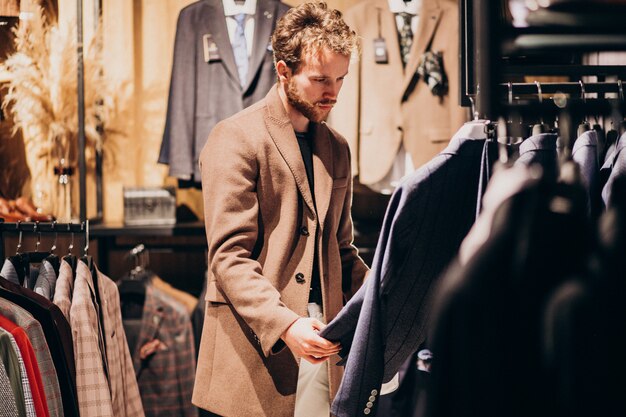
xmin=271 ymin=2 xmax=358 ymax=74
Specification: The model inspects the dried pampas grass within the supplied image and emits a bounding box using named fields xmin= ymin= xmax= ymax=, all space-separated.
xmin=0 ymin=7 xmax=125 ymax=169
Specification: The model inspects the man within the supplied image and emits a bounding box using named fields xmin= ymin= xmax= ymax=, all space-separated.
xmin=192 ymin=3 xmax=369 ymax=417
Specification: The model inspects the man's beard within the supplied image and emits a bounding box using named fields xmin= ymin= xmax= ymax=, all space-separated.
xmin=286 ymin=79 xmax=336 ymax=123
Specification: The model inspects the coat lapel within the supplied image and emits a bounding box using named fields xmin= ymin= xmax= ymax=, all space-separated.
xmin=401 ymin=0 xmax=442 ymax=94
xmin=202 ymin=0 xmax=242 ymax=87
xmin=311 ymin=123 xmax=334 ymax=231
xmin=264 ymin=87 xmax=317 ymax=214
xmin=244 ymin=0 xmax=276 ymax=92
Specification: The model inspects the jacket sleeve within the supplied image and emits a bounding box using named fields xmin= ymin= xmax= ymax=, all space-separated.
xmin=200 ymin=121 xmax=300 ymax=357
xmin=159 ymin=8 xmax=196 ymax=178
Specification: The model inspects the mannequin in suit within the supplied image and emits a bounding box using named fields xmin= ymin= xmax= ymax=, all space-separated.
xmin=328 ymin=0 xmax=467 ymax=195
xmin=159 ymin=0 xmax=290 ymax=188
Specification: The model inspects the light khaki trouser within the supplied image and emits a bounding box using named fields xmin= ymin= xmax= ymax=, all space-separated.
xmin=294 ymin=303 xmax=330 ymax=417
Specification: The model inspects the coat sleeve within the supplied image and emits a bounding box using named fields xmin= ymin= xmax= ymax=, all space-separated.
xmin=159 ymin=8 xmax=196 ymax=178
xmin=200 ymin=121 xmax=300 ymax=357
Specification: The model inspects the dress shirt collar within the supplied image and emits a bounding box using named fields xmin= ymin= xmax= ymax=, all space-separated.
xmin=388 ymin=0 xmax=421 ymax=15
xmin=223 ymin=0 xmax=257 ymax=17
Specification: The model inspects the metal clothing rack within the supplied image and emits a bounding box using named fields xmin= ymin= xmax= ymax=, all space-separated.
xmin=76 ymin=0 xmax=103 ymax=223
xmin=462 ymin=0 xmax=626 ymax=153
xmin=0 ymin=219 xmax=90 ymax=263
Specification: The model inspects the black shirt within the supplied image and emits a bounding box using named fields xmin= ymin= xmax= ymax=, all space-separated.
xmin=295 ymin=129 xmax=322 ymax=305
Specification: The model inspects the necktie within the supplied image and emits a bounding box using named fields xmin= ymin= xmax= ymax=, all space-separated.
xmin=397 ymin=12 xmax=413 ymax=67
xmin=232 ymin=13 xmax=248 ymax=87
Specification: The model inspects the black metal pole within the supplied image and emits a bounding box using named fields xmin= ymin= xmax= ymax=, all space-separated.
xmin=77 ymin=0 xmax=86 ymax=222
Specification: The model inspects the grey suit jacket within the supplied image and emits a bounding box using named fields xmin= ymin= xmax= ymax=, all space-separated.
xmin=159 ymin=0 xmax=290 ymax=181
xmin=320 ymin=136 xmax=497 ymax=417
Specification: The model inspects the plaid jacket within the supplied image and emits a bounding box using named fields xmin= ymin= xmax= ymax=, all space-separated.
xmin=96 ymin=267 xmax=145 ymax=417
xmin=0 ymin=314 xmax=50 ymax=417
xmin=1 ymin=327 xmax=35 ymax=417
xmin=0 ymin=275 xmax=78 ymax=417
xmin=128 ymin=285 xmax=197 ymax=417
xmin=0 ymin=352 xmax=19 ymax=417
xmin=0 ymin=328 xmax=27 ymax=417
xmin=34 ymin=260 xmax=57 ymax=301
xmin=71 ymin=260 xmax=114 ymax=417
xmin=52 ymin=260 xmax=74 ymax=324
xmin=0 ymin=295 xmax=63 ymax=417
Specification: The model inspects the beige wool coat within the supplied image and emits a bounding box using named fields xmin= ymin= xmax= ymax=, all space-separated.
xmin=192 ymin=86 xmax=370 ymax=417
xmin=329 ymin=0 xmax=468 ymax=185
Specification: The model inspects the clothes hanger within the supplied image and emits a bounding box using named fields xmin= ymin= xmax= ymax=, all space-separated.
xmin=62 ymin=223 xmax=78 ymax=275
xmin=44 ymin=221 xmax=60 ymax=277
xmin=10 ymin=222 xmax=50 ymax=288
xmin=532 ymin=81 xmax=550 ymax=136
xmin=118 ymin=244 xmax=150 ymax=315
xmin=576 ymin=80 xmax=591 ymax=138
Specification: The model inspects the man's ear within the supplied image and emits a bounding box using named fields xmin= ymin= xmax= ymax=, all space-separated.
xmin=275 ymin=60 xmax=291 ymax=82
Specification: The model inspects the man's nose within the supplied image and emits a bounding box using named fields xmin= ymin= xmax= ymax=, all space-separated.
xmin=325 ymin=81 xmax=340 ymax=98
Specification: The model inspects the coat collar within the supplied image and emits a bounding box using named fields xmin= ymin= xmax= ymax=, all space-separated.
xmin=264 ymin=86 xmax=335 ymax=229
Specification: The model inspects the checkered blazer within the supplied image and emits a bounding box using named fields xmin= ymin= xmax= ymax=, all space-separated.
xmin=129 ymin=285 xmax=196 ymax=417
xmin=34 ymin=260 xmax=58 ymax=301
xmin=0 ymin=296 xmax=63 ymax=417
xmin=0 ymin=314 xmax=50 ymax=417
xmin=0 ymin=327 xmax=35 ymax=416
xmin=71 ymin=260 xmax=115 ymax=417
xmin=52 ymin=260 xmax=74 ymax=324
xmin=0 ymin=328 xmax=27 ymax=417
xmin=0 ymin=352 xmax=19 ymax=417
xmin=96 ymin=268 xmax=145 ymax=417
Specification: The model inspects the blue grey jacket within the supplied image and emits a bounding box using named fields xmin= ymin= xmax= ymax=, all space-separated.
xmin=320 ymin=136 xmax=497 ymax=417
xmin=158 ymin=0 xmax=289 ymax=181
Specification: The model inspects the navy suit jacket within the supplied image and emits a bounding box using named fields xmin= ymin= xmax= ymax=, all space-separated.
xmin=320 ymin=136 xmax=497 ymax=417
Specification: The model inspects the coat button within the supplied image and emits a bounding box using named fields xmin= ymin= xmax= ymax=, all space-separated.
xmin=368 ymin=396 xmax=376 ymax=402
xmin=295 ymin=273 xmax=305 ymax=283
xmin=364 ymin=409 xmax=371 ymax=415
xmin=370 ymin=389 xmax=378 ymax=396
xmin=300 ymin=226 xmax=309 ymax=236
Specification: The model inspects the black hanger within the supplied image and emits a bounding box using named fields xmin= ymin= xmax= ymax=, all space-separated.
xmin=8 ymin=222 xmax=52 ymax=287
xmin=118 ymin=244 xmax=151 ymax=318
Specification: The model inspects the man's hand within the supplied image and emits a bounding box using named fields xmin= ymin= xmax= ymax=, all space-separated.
xmin=281 ymin=318 xmax=341 ymax=364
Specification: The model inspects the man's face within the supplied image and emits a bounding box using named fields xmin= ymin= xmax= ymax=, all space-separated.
xmin=285 ymin=48 xmax=350 ymax=123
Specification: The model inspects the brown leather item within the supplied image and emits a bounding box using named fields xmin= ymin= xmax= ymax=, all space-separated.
xmin=0 ymin=196 xmax=54 ymax=222
xmin=15 ymin=197 xmax=53 ymax=221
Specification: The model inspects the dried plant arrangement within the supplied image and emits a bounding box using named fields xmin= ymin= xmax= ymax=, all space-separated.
xmin=0 ymin=7 xmax=127 ymax=217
